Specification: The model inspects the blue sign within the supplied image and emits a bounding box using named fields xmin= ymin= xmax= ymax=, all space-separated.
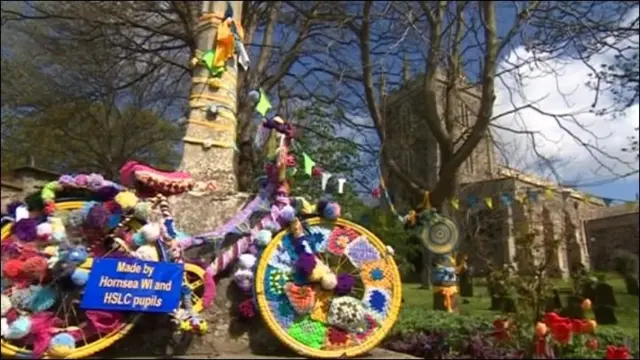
xmin=80 ymin=258 xmax=184 ymax=313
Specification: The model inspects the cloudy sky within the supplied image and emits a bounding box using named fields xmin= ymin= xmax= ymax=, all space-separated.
xmin=492 ymin=6 xmax=639 ymax=202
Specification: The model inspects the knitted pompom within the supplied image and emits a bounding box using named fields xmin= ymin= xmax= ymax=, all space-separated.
xmin=22 ymin=257 xmax=48 ymax=281
xmin=48 ymin=332 xmax=76 ymax=357
xmin=1 ymin=294 xmax=11 ymax=316
xmin=5 ymin=316 xmax=32 ymax=340
xmin=255 ymin=229 xmax=272 ymax=247
xmin=13 ymin=218 xmax=38 ymax=242
xmin=132 ymin=232 xmax=146 ymax=247
xmin=87 ymin=173 xmax=105 ymax=190
xmin=86 ymin=204 xmax=110 ymax=230
xmin=320 ymin=272 xmax=338 ymax=291
xmin=36 ymin=222 xmax=53 ymax=241
xmin=238 ymin=254 xmax=257 ymax=269
xmin=65 ymin=210 xmax=86 ymax=229
xmin=322 ymin=202 xmax=341 ymax=221
xmin=96 ymin=186 xmax=119 ymax=200
xmin=134 ymin=245 xmax=159 ymax=261
xmin=71 ymin=268 xmax=90 ymax=286
xmin=295 ymin=253 xmax=317 ymax=278
xmin=133 ymin=201 xmax=151 ymax=220
xmin=140 ymin=223 xmax=161 ymax=243
xmin=2 ymin=259 xmax=24 ymax=280
xmin=233 ymin=268 xmax=254 ymax=293
xmin=335 ymin=273 xmax=356 ymax=295
xmin=278 ymin=205 xmax=296 ymax=224
xmin=115 ymin=191 xmax=138 ymax=210
xmin=0 ymin=318 xmax=7 ymax=338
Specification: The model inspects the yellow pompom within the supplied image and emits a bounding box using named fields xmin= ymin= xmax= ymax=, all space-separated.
xmin=44 ymin=246 xmax=58 ymax=256
xmin=48 ymin=345 xmax=73 ymax=357
xmin=308 ymin=261 xmax=330 ymax=282
xmin=115 ymin=191 xmax=138 ymax=210
xmin=208 ymin=78 xmax=222 ymax=88
xmin=190 ymin=57 xmax=200 ymax=68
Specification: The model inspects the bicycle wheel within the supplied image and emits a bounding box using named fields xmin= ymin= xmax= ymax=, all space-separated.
xmin=1 ymin=201 xmax=206 ymax=359
xmin=255 ymin=217 xmax=402 ymax=358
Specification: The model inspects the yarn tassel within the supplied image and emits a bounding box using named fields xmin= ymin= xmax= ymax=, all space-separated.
xmin=203 ymin=266 xmax=217 ymax=308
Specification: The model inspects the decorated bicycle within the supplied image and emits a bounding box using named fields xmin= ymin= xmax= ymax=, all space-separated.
xmin=1 ymin=8 xmax=403 ymax=360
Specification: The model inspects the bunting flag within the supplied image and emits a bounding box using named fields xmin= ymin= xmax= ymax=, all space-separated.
xmin=603 ymin=198 xmax=613 ymax=207
xmin=302 ymin=153 xmax=316 ymax=176
xmin=483 ymin=197 xmax=493 ymax=209
xmin=544 ymin=187 xmax=553 ymax=199
xmin=337 ymin=178 xmax=347 ymax=194
xmin=255 ymin=88 xmax=272 ymax=116
xmin=450 ymin=198 xmax=460 ymax=210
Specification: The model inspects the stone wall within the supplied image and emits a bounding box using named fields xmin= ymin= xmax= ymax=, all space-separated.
xmin=586 ymin=209 xmax=640 ymax=271
xmin=1 ymin=166 xmax=60 ymax=212
xmin=381 ymin=72 xmax=495 ymax=211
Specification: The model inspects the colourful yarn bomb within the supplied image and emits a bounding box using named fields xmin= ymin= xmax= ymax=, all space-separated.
xmin=255 ymin=229 xmax=273 ymax=247
xmin=278 ymin=205 xmax=296 ymax=224
xmin=1 ymin=294 xmax=11 ymax=316
xmin=36 ymin=222 xmax=53 ymax=241
xmin=5 ymin=316 xmax=32 ymax=339
xmin=140 ymin=223 xmax=161 ymax=243
xmin=48 ymin=332 xmax=76 ymax=357
xmin=327 ymin=296 xmax=367 ymax=333
xmin=71 ymin=268 xmax=90 ymax=286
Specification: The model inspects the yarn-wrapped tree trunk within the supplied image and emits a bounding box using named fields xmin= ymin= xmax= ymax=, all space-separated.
xmin=168 ymin=0 xmax=269 ymax=356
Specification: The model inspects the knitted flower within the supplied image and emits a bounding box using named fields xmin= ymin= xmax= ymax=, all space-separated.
xmin=13 ymin=218 xmax=38 ymax=242
xmin=58 ymin=175 xmax=74 ymax=186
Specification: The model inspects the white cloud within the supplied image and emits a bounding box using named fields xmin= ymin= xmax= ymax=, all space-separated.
xmin=492 ymin=8 xmax=639 ymax=184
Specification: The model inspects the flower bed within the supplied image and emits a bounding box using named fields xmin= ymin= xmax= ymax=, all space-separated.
xmin=385 ymin=306 xmax=639 ymax=359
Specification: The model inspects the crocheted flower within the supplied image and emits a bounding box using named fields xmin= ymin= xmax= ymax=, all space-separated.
xmin=360 ymin=259 xmax=393 ymax=290
xmin=327 ymin=226 xmax=358 ymax=256
xmin=75 ymin=174 xmax=88 ymax=187
xmin=327 ymin=296 xmax=367 ymax=333
xmin=85 ymin=204 xmax=110 ymax=230
xmin=287 ymin=316 xmax=328 ymax=350
xmin=58 ymin=175 xmax=74 ymax=186
xmin=87 ymin=173 xmax=105 ymax=190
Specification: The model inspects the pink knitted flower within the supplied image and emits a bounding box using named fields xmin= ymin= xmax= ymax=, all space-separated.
xmin=327 ymin=227 xmax=359 ymax=255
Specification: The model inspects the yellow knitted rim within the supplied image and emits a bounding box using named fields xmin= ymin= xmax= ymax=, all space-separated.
xmin=255 ymin=217 xmax=402 ymax=358
xmin=1 ymin=201 xmax=206 ymax=359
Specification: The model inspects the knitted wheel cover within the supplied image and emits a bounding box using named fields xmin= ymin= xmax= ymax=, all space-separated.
xmin=421 ymin=215 xmax=459 ymax=254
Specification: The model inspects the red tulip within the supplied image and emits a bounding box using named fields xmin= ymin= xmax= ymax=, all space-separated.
xmin=605 ymin=345 xmax=630 ymax=359
xmin=550 ymin=320 xmax=572 ymax=344
xmin=585 ymin=338 xmax=599 ymax=350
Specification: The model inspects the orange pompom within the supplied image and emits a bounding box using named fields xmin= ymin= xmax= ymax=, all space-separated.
xmin=22 ymin=256 xmax=48 ymax=281
xmin=2 ymin=259 xmax=24 ymax=280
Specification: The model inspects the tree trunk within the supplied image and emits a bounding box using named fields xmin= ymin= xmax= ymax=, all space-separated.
xmin=168 ymin=1 xmax=257 ymax=355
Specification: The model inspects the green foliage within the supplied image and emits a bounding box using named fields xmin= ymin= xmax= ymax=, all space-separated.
xmin=1 ymin=12 xmax=183 ymax=178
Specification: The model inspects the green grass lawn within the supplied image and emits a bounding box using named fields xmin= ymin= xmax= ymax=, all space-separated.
xmin=399 ymin=274 xmax=639 ymax=338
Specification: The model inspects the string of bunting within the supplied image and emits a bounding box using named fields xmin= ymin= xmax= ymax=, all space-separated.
xmin=374 ymin=168 xmax=640 ymax=214
xmin=250 ymin=88 xmax=349 ymax=194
